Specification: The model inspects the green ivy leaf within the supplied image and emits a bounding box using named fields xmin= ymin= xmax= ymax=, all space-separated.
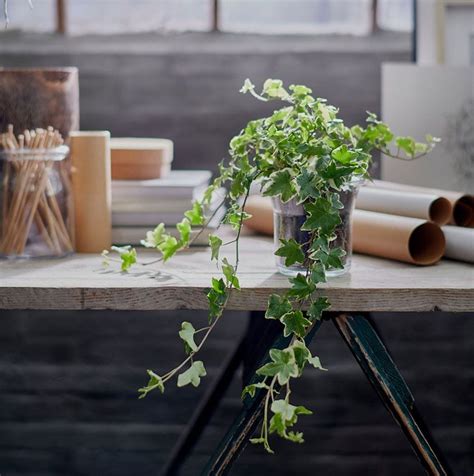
xmin=240 ymin=78 xmax=255 ymax=94
xmin=176 ymin=219 xmax=191 ymax=245
xmin=141 ymin=223 xmax=166 ymax=248
xmin=307 ymin=296 xmax=330 ymax=321
xmin=271 ymin=399 xmax=313 ymax=422
xmin=291 ymin=341 xmax=310 ymax=375
xmin=158 ymin=235 xmax=180 ymax=261
xmin=310 ymin=236 xmax=330 ymax=254
xmin=263 ymin=169 xmax=295 ymax=203
xmin=178 ymin=321 xmax=198 ymax=354
xmin=274 ymin=239 xmax=305 ymax=267
xmin=269 ymin=399 xmax=312 ymax=442
xmin=326 ymin=247 xmax=345 ymax=269
xmin=177 ymin=361 xmax=207 ymax=388
xmin=225 ymin=207 xmax=251 ymax=230
xmin=329 ymin=192 xmax=344 ymax=210
xmin=184 ymin=201 xmax=204 ymax=226
xmin=302 ymin=198 xmax=341 ymax=234
xmin=319 ymin=162 xmax=355 ymax=181
xmin=222 ymin=258 xmax=240 ymax=290
xmin=269 ymin=412 xmax=286 ymax=437
xmin=288 ymin=273 xmax=315 ymax=299
xmin=256 ymin=348 xmax=299 ymax=385
xmin=310 ymin=263 xmax=327 ymax=284
xmin=296 ymin=169 xmax=320 ymax=201
xmin=138 ymin=369 xmax=164 ymax=399
xmin=209 ymin=235 xmax=222 ymax=261
xmin=202 ymin=183 xmax=217 ymax=205
xmin=285 ymin=431 xmax=305 ymax=443
xmin=207 ymin=278 xmax=227 ymax=322
xmin=308 ymin=355 xmax=328 ymax=371
xmin=241 ymin=381 xmax=270 ymax=399
xmin=289 ymin=83 xmax=312 ymax=98
xmin=395 ymin=136 xmax=416 ymax=156
xmin=111 ymin=246 xmax=137 ymax=272
xmin=263 ymin=78 xmax=290 ymax=100
xmin=281 ymin=310 xmax=312 ymax=338
xmin=229 ymin=171 xmax=248 ymax=199
xmin=265 ymin=294 xmax=292 ymax=320
xmin=331 ymin=144 xmax=356 ymax=164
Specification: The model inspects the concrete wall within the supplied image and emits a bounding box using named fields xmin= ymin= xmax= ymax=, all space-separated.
xmin=0 ymin=32 xmax=411 ymax=175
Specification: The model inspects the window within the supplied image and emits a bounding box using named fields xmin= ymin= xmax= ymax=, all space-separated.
xmin=3 ymin=0 xmax=413 ymax=35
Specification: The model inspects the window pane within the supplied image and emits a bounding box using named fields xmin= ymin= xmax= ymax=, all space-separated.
xmin=378 ymin=0 xmax=413 ymax=32
xmin=3 ymin=0 xmax=212 ymax=34
xmin=220 ymin=0 xmax=372 ymax=35
xmin=5 ymin=0 xmax=55 ymax=32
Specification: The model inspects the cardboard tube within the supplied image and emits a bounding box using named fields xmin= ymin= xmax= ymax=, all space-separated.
xmin=356 ymin=187 xmax=452 ymax=225
xmin=442 ymin=226 xmax=474 ymax=263
xmin=353 ymin=210 xmax=445 ymax=265
xmin=369 ymin=180 xmax=474 ymax=227
xmin=70 ymin=131 xmax=112 ymax=252
xmin=244 ymin=195 xmax=273 ymax=236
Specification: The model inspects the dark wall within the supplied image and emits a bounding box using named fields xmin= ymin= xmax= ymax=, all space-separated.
xmin=1 ymin=33 xmax=472 ymax=476
xmin=1 ymin=310 xmax=472 ymax=476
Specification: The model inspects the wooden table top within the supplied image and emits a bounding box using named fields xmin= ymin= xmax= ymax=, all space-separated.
xmin=0 ymin=235 xmax=472 ymax=312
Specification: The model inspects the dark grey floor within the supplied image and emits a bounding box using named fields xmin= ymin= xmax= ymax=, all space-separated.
xmin=0 ymin=31 xmax=472 ymax=476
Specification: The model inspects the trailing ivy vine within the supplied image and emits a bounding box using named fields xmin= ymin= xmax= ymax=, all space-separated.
xmin=104 ymin=79 xmax=437 ymax=452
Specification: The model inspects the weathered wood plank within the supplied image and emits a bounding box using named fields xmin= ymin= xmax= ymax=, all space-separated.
xmin=0 ymin=236 xmax=472 ymax=312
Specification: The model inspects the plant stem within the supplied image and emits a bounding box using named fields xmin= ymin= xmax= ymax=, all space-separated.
xmin=376 ymin=147 xmax=429 ymax=162
xmin=154 ymin=183 xmax=253 ymax=386
xmin=139 ymin=197 xmax=228 ymax=267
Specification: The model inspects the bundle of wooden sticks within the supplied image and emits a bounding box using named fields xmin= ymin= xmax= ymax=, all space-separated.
xmin=0 ymin=124 xmax=74 ymax=257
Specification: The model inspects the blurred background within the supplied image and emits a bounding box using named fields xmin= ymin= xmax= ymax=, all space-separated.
xmin=0 ymin=1 xmax=473 ymax=475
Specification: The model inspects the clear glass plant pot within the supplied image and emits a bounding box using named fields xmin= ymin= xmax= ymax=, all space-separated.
xmin=273 ymin=178 xmax=364 ymax=277
xmin=0 ymin=146 xmax=74 ymax=259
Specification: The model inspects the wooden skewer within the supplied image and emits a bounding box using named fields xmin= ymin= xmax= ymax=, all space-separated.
xmin=0 ymin=124 xmax=73 ymax=256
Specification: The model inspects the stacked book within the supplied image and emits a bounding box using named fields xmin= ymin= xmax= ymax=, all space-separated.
xmin=111 ymin=170 xmax=225 ymax=246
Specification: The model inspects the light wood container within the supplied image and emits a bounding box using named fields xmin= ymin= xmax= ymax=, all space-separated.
xmin=70 ymin=131 xmax=112 ymax=252
xmin=110 ymin=138 xmax=173 ymax=180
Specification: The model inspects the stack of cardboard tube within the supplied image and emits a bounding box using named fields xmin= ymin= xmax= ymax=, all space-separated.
xmin=243 ymin=181 xmax=474 ymax=266
xmin=353 ymin=181 xmax=474 ymax=265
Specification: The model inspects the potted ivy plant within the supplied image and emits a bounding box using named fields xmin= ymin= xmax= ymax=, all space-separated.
xmin=104 ymin=79 xmax=437 ymax=452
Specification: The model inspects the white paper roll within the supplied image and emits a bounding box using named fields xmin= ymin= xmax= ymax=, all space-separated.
xmin=356 ymin=187 xmax=452 ymax=225
xmin=442 ymin=226 xmax=474 ymax=264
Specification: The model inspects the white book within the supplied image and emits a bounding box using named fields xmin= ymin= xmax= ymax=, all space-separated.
xmin=112 ymin=187 xmax=226 ymax=227
xmin=112 ymin=184 xmax=207 ymax=213
xmin=112 ymin=170 xmax=212 ymax=201
xmin=112 ymin=211 xmax=189 ymax=226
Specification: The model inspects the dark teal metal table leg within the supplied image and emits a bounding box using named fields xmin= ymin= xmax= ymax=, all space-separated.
xmin=333 ymin=313 xmax=452 ymax=476
xmin=201 ymin=315 xmax=324 ymax=476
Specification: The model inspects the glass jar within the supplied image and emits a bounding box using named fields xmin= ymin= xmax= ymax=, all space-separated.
xmin=0 ymin=146 xmax=73 ymax=258
xmin=273 ymin=178 xmax=364 ymax=277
